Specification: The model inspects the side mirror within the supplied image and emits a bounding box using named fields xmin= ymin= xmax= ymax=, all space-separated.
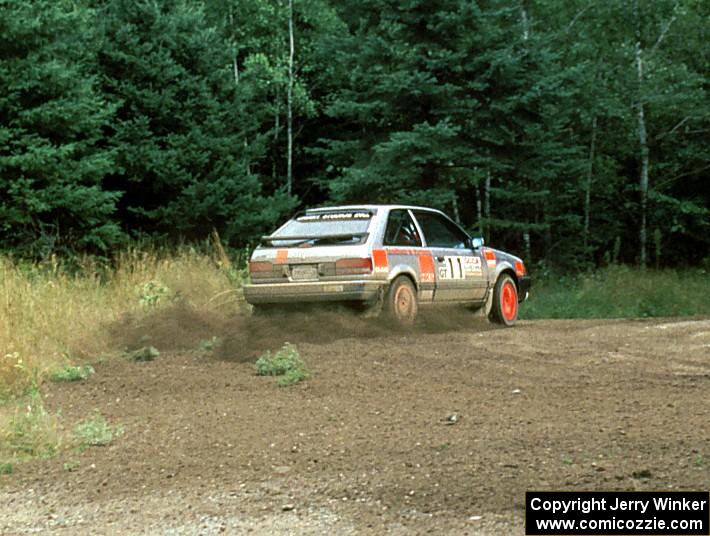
xmin=469 ymin=237 xmax=484 ymax=249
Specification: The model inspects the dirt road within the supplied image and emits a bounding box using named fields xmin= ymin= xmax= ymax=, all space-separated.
xmin=1 ymin=314 xmax=709 ymax=535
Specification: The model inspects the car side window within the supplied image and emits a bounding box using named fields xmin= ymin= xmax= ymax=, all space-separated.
xmin=412 ymin=211 xmax=468 ymax=249
xmin=384 ymin=210 xmax=422 ymax=247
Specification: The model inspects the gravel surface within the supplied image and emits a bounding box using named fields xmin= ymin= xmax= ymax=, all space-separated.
xmin=1 ymin=315 xmax=708 ymax=535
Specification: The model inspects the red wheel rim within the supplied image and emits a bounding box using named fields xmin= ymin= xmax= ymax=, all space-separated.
xmin=394 ymin=285 xmax=415 ymax=321
xmin=501 ymin=281 xmax=517 ymax=322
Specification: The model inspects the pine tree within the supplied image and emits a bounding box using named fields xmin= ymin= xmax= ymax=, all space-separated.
xmin=0 ymin=0 xmax=122 ymax=256
xmin=96 ymin=0 xmax=293 ymax=245
xmin=318 ymin=0 xmax=586 ymax=261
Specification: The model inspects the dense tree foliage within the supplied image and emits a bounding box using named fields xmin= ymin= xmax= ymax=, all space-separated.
xmin=0 ymin=0 xmax=707 ymax=269
xmin=0 ymin=0 xmax=122 ymax=255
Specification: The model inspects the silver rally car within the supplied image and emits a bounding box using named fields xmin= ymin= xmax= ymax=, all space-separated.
xmin=243 ymin=205 xmax=531 ymax=326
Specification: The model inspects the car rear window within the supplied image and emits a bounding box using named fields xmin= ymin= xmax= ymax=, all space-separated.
xmin=268 ymin=210 xmax=374 ymax=245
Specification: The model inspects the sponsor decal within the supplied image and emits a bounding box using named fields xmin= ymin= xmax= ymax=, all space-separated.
xmin=297 ymin=211 xmax=371 ymax=222
xmin=418 ymin=255 xmax=436 ymax=283
xmin=275 ymin=249 xmax=288 ymax=264
xmin=483 ymin=248 xmax=497 ymax=269
xmin=372 ymin=249 xmax=389 ymax=274
xmin=385 ymin=247 xmax=429 ymax=256
xmin=464 ymin=256 xmax=482 ymax=273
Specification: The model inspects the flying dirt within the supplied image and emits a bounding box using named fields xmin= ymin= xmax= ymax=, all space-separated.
xmin=1 ymin=310 xmax=709 ymax=535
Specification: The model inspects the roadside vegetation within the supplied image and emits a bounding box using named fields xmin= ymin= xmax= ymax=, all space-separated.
xmin=1 ymin=251 xmax=707 ymax=468
xmin=0 ymin=246 xmax=241 ymax=397
xmin=521 ymin=265 xmax=710 ymax=319
xmin=255 ymin=343 xmax=310 ymax=386
xmin=0 ymin=246 xmax=244 ymax=468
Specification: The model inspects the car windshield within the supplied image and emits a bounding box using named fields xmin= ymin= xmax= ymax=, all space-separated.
xmin=268 ymin=210 xmax=373 ymax=246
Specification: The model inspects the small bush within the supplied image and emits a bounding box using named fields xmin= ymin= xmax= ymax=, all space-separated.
xmin=0 ymin=462 xmax=13 ymax=475
xmin=125 ymin=346 xmax=159 ymax=362
xmin=2 ymin=389 xmax=60 ymax=460
xmin=73 ymin=414 xmax=123 ymax=447
xmin=63 ymin=460 xmax=80 ymax=472
xmin=137 ymin=280 xmax=172 ymax=307
xmin=49 ymin=364 xmax=95 ymax=383
xmin=278 ymin=367 xmax=308 ymax=386
xmin=255 ymin=343 xmax=309 ymax=386
xmin=198 ymin=336 xmax=221 ymax=353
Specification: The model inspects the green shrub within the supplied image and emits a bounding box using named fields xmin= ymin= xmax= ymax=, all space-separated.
xmin=73 ymin=414 xmax=123 ymax=447
xmin=255 ymin=343 xmax=309 ymax=386
xmin=198 ymin=336 xmax=221 ymax=353
xmin=49 ymin=365 xmax=95 ymax=383
xmin=137 ymin=280 xmax=172 ymax=307
xmin=3 ymin=389 xmax=60 ymax=459
xmin=125 ymin=346 xmax=159 ymax=362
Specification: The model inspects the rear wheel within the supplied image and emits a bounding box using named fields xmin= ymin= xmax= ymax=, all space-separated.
xmin=385 ymin=276 xmax=418 ymax=326
xmin=489 ymin=273 xmax=518 ymax=327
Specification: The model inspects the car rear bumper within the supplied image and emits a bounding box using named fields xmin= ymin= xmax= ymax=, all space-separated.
xmin=518 ymin=275 xmax=531 ymax=301
xmin=243 ymin=280 xmax=385 ymax=304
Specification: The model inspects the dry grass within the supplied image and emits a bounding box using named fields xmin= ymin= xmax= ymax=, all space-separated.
xmin=1 ymin=245 xmax=245 ymax=465
xmin=0 ymin=246 xmax=245 ymax=398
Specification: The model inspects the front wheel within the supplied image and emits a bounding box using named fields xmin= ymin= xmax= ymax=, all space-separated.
xmin=385 ymin=276 xmax=418 ymax=326
xmin=488 ymin=274 xmax=518 ymax=327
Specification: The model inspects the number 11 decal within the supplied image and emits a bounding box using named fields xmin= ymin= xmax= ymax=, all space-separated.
xmin=440 ymin=256 xmax=465 ymax=280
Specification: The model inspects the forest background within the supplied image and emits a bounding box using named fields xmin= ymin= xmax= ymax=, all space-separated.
xmin=1 ymin=0 xmax=708 ymax=270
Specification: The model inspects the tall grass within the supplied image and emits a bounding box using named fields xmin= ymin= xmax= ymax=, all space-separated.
xmin=520 ymin=265 xmax=710 ymax=319
xmin=0 ymin=246 xmax=244 ymax=398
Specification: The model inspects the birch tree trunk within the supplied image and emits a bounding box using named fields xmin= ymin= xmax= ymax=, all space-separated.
xmin=451 ymin=191 xmax=460 ymax=223
xmin=520 ymin=1 xmax=530 ymax=41
xmin=484 ymin=171 xmax=491 ymax=238
xmin=286 ymin=0 xmax=294 ymax=197
xmin=583 ymin=115 xmax=597 ymax=252
xmin=634 ymin=0 xmax=649 ymax=269
xmin=228 ymin=7 xmax=239 ymax=85
xmin=476 ymin=186 xmax=483 ymax=237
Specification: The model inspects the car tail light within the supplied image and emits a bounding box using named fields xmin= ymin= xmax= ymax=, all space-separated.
xmin=515 ymin=260 xmax=526 ymax=277
xmin=249 ymin=261 xmax=273 ymax=273
xmin=335 ymin=257 xmax=373 ymax=275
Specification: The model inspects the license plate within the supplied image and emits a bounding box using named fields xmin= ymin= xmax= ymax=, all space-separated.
xmin=291 ymin=264 xmax=318 ymax=281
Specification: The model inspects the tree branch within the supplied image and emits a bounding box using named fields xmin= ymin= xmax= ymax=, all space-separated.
xmin=656 ymin=163 xmax=710 ymax=190
xmin=650 ymin=3 xmax=678 ymax=55
xmin=566 ymin=4 xmax=592 ymax=33
xmin=654 ymin=116 xmax=691 ymax=141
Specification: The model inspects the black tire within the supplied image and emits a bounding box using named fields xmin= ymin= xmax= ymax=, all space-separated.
xmin=385 ymin=276 xmax=418 ymax=326
xmin=488 ymin=273 xmax=518 ymax=327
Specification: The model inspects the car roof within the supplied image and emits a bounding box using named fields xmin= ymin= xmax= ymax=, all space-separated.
xmin=305 ymin=204 xmax=442 ymax=213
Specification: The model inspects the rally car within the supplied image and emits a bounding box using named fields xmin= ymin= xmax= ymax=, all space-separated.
xmin=243 ymin=205 xmax=530 ymax=326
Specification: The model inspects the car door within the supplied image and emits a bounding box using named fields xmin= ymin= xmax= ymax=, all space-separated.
xmin=411 ymin=210 xmax=488 ymax=303
xmin=381 ymin=209 xmax=435 ymax=303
